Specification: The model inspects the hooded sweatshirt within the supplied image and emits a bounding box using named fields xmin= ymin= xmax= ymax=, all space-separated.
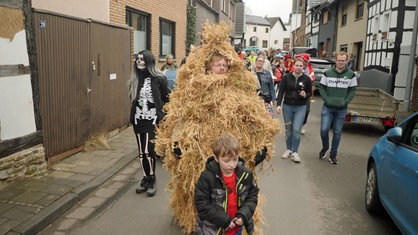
xmin=319 ymin=66 xmax=357 ymax=109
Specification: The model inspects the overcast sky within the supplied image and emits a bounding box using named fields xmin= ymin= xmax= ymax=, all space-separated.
xmin=244 ymin=0 xmax=292 ymax=23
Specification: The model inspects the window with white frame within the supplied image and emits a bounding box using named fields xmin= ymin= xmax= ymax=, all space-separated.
xmin=340 ymin=44 xmax=348 ymax=52
xmin=253 ymin=26 xmax=257 ymax=32
xmin=381 ymin=12 xmax=390 ymax=39
xmin=262 ymin=40 xmax=268 ymax=48
xmin=265 ymin=28 xmax=269 ymax=33
xmin=160 ymin=18 xmax=175 ymax=59
xmin=372 ymin=16 xmax=379 ymax=41
xmin=126 ymin=8 xmax=150 ymax=52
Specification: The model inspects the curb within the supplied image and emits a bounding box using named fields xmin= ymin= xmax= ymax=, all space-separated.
xmin=12 ymin=151 xmax=138 ymax=235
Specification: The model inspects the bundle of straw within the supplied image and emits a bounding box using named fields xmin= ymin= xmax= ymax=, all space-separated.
xmin=156 ymin=21 xmax=280 ymax=234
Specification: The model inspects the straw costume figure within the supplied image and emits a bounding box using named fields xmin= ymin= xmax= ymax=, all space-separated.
xmin=155 ymin=22 xmax=280 ymax=234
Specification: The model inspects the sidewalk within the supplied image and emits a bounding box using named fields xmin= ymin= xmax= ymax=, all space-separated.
xmin=0 ymin=127 xmax=138 ymax=235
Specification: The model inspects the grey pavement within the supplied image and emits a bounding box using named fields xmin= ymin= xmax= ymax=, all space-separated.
xmin=0 ymin=127 xmax=138 ymax=235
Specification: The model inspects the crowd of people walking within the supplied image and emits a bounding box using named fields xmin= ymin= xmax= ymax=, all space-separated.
xmin=128 ymin=22 xmax=357 ymax=235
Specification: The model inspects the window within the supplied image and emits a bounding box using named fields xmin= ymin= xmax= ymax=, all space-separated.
xmin=126 ymin=8 xmax=150 ymax=53
xmin=372 ymin=16 xmax=379 ymax=41
xmin=356 ymin=0 xmax=364 ymax=19
xmin=230 ymin=2 xmax=235 ymax=19
xmin=314 ymin=13 xmax=320 ymax=23
xmin=253 ymin=27 xmax=257 ymax=32
xmin=341 ymin=3 xmax=347 ymax=26
xmin=265 ymin=28 xmax=269 ymax=33
xmin=409 ymin=122 xmax=418 ymax=150
xmin=189 ymin=0 xmax=197 ymax=7
xmin=262 ymin=40 xmax=268 ymax=48
xmin=322 ymin=10 xmax=330 ymax=24
xmin=222 ymin=0 xmax=226 ymax=12
xmin=274 ymin=40 xmax=278 ymax=44
xmin=160 ymin=18 xmax=175 ymax=59
xmin=250 ymin=36 xmax=257 ymax=47
xmin=381 ymin=12 xmax=390 ymax=40
xmin=340 ymin=44 xmax=348 ymax=52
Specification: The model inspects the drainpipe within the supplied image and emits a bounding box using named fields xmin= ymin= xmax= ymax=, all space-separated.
xmin=403 ymin=0 xmax=418 ymax=112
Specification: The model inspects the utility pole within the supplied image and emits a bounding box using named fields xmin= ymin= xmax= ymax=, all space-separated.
xmin=403 ymin=0 xmax=418 ymax=112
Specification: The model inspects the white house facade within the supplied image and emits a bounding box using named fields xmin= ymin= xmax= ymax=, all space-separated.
xmin=0 ymin=6 xmax=36 ymax=140
xmin=364 ymin=0 xmax=417 ymax=100
xmin=243 ymin=14 xmax=271 ymax=51
xmin=267 ymin=17 xmax=290 ymax=51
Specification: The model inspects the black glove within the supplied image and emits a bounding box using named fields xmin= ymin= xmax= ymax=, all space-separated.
xmin=254 ymin=146 xmax=268 ymax=166
xmin=173 ymin=142 xmax=182 ymax=160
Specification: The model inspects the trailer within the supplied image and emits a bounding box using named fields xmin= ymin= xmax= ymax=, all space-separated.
xmin=345 ymin=87 xmax=400 ymax=130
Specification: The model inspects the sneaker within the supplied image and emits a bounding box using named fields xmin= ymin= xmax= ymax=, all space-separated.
xmin=301 ymin=125 xmax=306 ymax=135
xmin=319 ymin=149 xmax=328 ymax=159
xmin=136 ymin=176 xmax=150 ymax=194
xmin=146 ymin=175 xmax=157 ymax=196
xmin=291 ymin=152 xmax=301 ymax=163
xmin=282 ymin=150 xmax=292 ymax=159
xmin=329 ymin=155 xmax=338 ymax=164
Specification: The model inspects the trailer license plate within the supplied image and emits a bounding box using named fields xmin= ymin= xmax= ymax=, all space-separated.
xmin=355 ymin=116 xmax=380 ymax=123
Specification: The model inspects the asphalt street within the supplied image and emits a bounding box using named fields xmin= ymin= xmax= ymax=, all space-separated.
xmin=38 ymin=95 xmax=401 ymax=235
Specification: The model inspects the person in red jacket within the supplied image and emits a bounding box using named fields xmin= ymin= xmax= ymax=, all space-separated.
xmin=283 ymin=53 xmax=293 ymax=73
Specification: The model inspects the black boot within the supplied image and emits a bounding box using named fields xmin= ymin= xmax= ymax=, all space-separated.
xmin=146 ymin=175 xmax=156 ymax=197
xmin=136 ymin=176 xmax=150 ymax=194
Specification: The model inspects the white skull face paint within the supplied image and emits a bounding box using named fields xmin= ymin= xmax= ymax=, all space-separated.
xmin=136 ymin=54 xmax=146 ymax=70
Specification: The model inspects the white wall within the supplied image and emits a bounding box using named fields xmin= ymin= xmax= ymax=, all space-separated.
xmin=270 ymin=22 xmax=290 ymax=50
xmin=32 ymin=0 xmax=109 ymax=22
xmin=0 ymin=30 xmax=36 ymax=140
xmin=244 ymin=24 xmax=270 ymax=50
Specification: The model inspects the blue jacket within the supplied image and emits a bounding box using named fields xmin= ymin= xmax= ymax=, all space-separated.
xmin=254 ymin=68 xmax=276 ymax=101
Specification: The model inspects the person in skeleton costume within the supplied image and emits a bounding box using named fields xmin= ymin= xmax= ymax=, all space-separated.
xmin=156 ymin=22 xmax=280 ymax=234
xmin=128 ymin=50 xmax=170 ymax=196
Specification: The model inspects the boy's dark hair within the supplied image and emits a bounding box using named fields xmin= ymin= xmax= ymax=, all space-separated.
xmin=212 ymin=135 xmax=240 ymax=158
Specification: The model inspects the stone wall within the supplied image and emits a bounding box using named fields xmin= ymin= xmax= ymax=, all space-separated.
xmin=0 ymin=145 xmax=47 ymax=182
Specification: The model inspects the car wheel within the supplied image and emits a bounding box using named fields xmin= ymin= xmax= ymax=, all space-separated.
xmin=365 ymin=162 xmax=383 ymax=213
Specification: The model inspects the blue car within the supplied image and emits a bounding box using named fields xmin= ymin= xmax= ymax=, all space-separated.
xmin=365 ymin=112 xmax=418 ymax=235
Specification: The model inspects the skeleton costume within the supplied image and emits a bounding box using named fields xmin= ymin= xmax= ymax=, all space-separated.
xmin=128 ymin=50 xmax=170 ymax=196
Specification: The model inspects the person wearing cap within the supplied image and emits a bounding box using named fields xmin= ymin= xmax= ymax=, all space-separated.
xmin=283 ymin=53 xmax=293 ymax=73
